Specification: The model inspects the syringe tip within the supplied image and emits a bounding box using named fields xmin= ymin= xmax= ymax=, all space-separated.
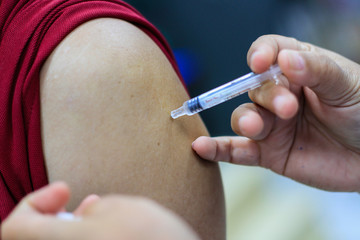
xmin=171 ymin=106 xmax=186 ymax=119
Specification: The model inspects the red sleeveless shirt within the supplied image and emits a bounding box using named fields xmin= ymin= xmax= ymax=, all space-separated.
xmin=0 ymin=0 xmax=182 ymax=221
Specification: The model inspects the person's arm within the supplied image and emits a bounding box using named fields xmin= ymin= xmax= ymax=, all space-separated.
xmin=40 ymin=18 xmax=225 ymax=239
xmin=193 ymin=34 xmax=360 ymax=192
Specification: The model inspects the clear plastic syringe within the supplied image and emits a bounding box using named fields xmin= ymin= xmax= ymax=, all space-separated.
xmin=171 ymin=64 xmax=282 ymax=119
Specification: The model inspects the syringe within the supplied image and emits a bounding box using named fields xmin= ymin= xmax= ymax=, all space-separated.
xmin=171 ymin=64 xmax=282 ymax=119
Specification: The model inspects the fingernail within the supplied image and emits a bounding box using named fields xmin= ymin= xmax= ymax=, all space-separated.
xmin=286 ymin=50 xmax=305 ymax=70
xmin=192 ymin=138 xmax=201 ymax=153
xmin=192 ymin=140 xmax=196 ymax=148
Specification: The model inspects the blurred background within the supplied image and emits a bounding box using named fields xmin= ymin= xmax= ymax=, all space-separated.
xmin=125 ymin=0 xmax=360 ymax=239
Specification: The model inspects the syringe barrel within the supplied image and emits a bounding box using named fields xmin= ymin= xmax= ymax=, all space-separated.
xmin=181 ymin=64 xmax=282 ymax=116
xmin=196 ymin=72 xmax=257 ymax=111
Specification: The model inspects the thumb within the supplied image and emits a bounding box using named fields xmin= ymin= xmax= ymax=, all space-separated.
xmin=278 ymin=48 xmax=352 ymax=105
xmin=73 ymin=194 xmax=100 ymax=216
xmin=20 ymin=182 xmax=70 ymax=215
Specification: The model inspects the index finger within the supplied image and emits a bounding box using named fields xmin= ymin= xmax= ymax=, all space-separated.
xmin=247 ymin=35 xmax=307 ymax=73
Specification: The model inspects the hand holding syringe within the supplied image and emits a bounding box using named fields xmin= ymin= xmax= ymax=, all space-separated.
xmin=171 ymin=64 xmax=282 ymax=119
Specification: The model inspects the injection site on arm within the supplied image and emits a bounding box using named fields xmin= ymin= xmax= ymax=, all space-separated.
xmin=171 ymin=65 xmax=282 ymax=119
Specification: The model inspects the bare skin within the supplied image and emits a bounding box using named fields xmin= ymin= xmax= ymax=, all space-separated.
xmin=193 ymin=35 xmax=360 ymax=192
xmin=40 ymin=18 xmax=225 ymax=239
xmin=1 ymin=182 xmax=200 ymax=240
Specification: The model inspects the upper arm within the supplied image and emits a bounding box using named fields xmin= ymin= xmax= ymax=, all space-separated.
xmin=40 ymin=18 xmax=225 ymax=240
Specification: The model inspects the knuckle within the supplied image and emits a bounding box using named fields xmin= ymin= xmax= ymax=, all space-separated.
xmin=287 ymin=37 xmax=310 ymax=52
xmin=289 ymin=37 xmax=302 ymax=49
xmin=287 ymin=36 xmax=298 ymax=44
xmin=317 ymin=53 xmax=335 ymax=75
xmin=251 ymin=34 xmax=276 ymax=48
xmin=255 ymin=34 xmax=272 ymax=42
xmin=299 ymin=41 xmax=314 ymax=52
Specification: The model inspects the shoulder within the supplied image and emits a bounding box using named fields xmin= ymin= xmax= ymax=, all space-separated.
xmin=41 ymin=17 xmax=177 ymax=88
xmin=39 ymin=17 xmax=194 ymax=161
xmin=40 ymin=17 xmax=188 ymax=122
